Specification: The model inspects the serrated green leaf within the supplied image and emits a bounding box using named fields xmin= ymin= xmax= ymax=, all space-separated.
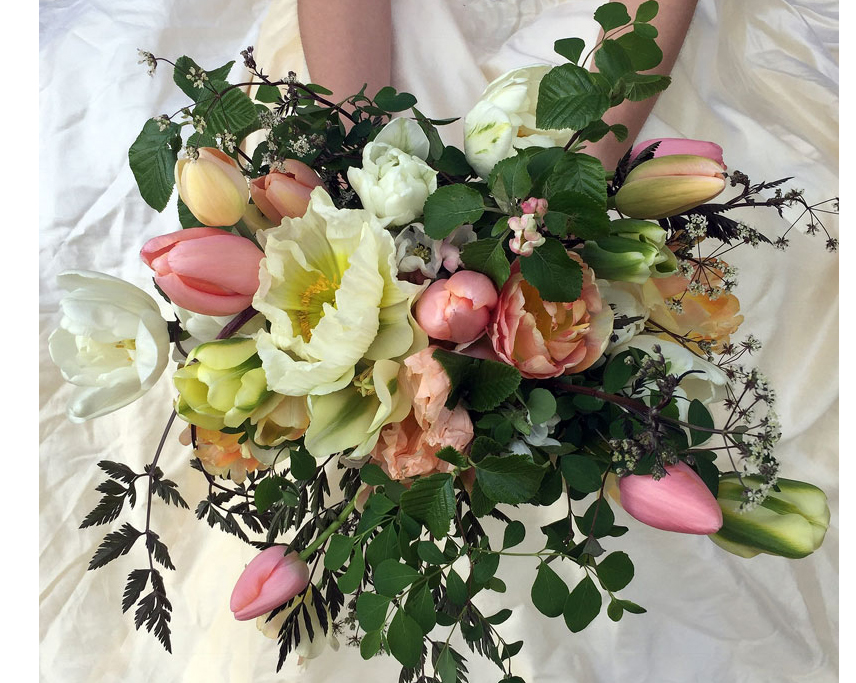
xmin=399 ymin=473 xmax=455 ymax=539
xmin=543 ymin=191 xmax=611 ymax=240
xmin=194 ymin=81 xmax=258 ymax=136
xmin=360 ymin=629 xmax=383 ymax=659
xmin=502 ymin=520 xmax=526 ymax=549
xmin=545 ymin=153 xmax=607 ymax=207
xmin=554 ymin=37 xmax=586 ymax=64
xmin=594 ymin=2 xmax=632 ymax=31
xmin=404 ymin=582 xmax=436 ymax=634
xmin=469 ymin=479 xmax=495 ymax=517
xmin=423 ymin=184 xmax=485 ymax=239
xmin=356 ymin=592 xmax=391 ymax=632
xmin=374 ymin=86 xmax=418 ymax=112
xmin=560 ymin=455 xmax=603 ymax=494
xmin=597 ymin=551 xmax=634 ymax=591
xmin=489 ymin=155 xmax=533 ymax=209
xmin=337 ymin=550 xmax=365 ymax=594
xmin=594 ymin=40 xmax=634 ymax=84
xmin=435 ymin=446 xmax=468 ymax=468
xmin=531 ymin=561 xmax=569 ymax=617
xmin=475 ymin=454 xmax=546 ymax=504
xmin=360 ymin=463 xmax=391 ymax=486
xmin=688 ymin=399 xmax=715 ymax=446
xmin=624 ymin=73 xmax=671 ymax=102
xmin=615 ymin=32 xmax=663 ymax=71
xmin=519 ymin=237 xmax=583 ymax=302
xmin=373 ymin=559 xmax=421 ymax=597
xmin=460 ymin=238 xmax=511 ymax=288
xmin=128 ymin=120 xmax=182 ymax=212
xmin=536 ymin=64 xmax=611 ymax=131
xmin=563 ymin=575 xmax=602 ymax=632
xmin=324 ymin=534 xmax=356 ymax=571
xmin=635 ymin=0 xmax=659 ymax=22
xmin=467 ymin=359 xmax=522 ymax=412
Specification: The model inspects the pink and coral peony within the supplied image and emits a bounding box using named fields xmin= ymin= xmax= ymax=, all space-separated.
xmin=414 ymin=271 xmax=498 ymax=344
xmin=230 ymin=546 xmax=310 ymax=621
xmin=488 ymin=254 xmax=613 ymax=378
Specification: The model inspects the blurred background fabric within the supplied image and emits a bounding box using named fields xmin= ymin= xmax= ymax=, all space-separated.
xmin=39 ymin=1 xmax=838 ymax=681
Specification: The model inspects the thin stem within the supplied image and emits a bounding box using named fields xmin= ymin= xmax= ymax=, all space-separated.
xmin=299 ymin=492 xmax=359 ymax=561
xmin=216 ymin=306 xmax=258 ymax=339
xmin=145 ymin=410 xmax=178 ymax=570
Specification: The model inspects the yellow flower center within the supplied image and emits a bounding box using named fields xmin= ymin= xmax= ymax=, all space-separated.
xmin=293 ymin=272 xmax=339 ymax=342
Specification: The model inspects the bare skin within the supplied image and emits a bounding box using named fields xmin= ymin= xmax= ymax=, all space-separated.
xmin=296 ymin=0 xmax=697 ymax=170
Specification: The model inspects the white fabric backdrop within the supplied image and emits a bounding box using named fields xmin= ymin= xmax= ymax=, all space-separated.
xmin=39 ymin=1 xmax=838 ymax=681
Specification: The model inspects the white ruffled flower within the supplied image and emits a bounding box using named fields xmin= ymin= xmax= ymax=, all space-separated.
xmin=347 ymin=120 xmax=438 ymax=227
xmin=464 ymin=65 xmax=574 ymax=179
xmin=48 ymin=270 xmax=170 ymax=422
xmin=597 ymin=280 xmax=649 ymax=352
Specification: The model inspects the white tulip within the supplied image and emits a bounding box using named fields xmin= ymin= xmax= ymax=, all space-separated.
xmin=48 ymin=270 xmax=170 ymax=422
xmin=374 ymin=117 xmax=430 ymax=160
xmin=464 ymin=65 xmax=574 ymax=179
xmin=347 ymin=141 xmax=438 ymax=227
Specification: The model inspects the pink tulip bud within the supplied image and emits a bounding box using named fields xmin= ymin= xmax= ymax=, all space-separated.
xmin=141 ymin=227 xmax=264 ymax=316
xmin=249 ymin=161 xmax=325 ymax=224
xmin=230 ymin=547 xmax=310 ymax=621
xmin=415 ymin=270 xmax=499 ymax=344
xmin=520 ymin=197 xmax=548 ymax=217
xmin=630 ymin=138 xmax=725 ymax=168
xmin=617 ymin=461 xmax=723 ymax=534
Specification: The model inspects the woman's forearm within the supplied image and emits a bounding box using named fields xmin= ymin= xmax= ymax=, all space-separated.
xmin=586 ymin=0 xmax=698 ymax=170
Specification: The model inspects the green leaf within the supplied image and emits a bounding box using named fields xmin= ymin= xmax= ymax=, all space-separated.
xmin=502 ymin=520 xmax=526 ymax=549
xmin=360 ymin=463 xmax=391 ymax=486
xmin=194 ymin=81 xmax=258 ymax=136
xmin=542 ymin=192 xmax=611 ymax=240
xmin=324 ymin=534 xmax=356 ymax=571
xmin=475 ymin=454 xmax=546 ymax=504
xmin=563 ymin=575 xmax=602 ymax=632
xmin=435 ymin=145 xmax=474 ymax=177
xmin=489 ymin=155 xmax=533 ymax=209
xmin=290 ymin=447 xmax=317 ymax=480
xmin=254 ymin=476 xmax=285 ymax=513
xmin=536 ymin=64 xmax=611 ymax=131
xmin=445 ymin=568 xmax=468 ymax=606
xmin=417 ymin=541 xmax=448 ymax=565
xmin=615 ymin=32 xmax=663 ymax=71
xmin=487 ymin=608 xmax=513 ymax=625
xmin=576 ymin=498 xmax=615 ymax=538
xmin=554 ymin=37 xmax=586 ymax=64
xmin=531 ymin=562 xmax=569 ymax=617
xmin=337 ymin=550 xmax=365 ymax=594
xmin=597 ymin=551 xmax=634 ymax=591
xmin=460 ymin=238 xmax=511 ymax=288
xmin=366 ymin=524 xmax=401 ymax=568
xmin=602 ymin=354 xmax=635 ymax=393
xmin=173 ymin=56 xmax=212 ymax=101
xmin=374 ymin=86 xmax=418 ymax=112
xmin=177 ymin=196 xmax=197 ymax=228
xmin=128 ymin=119 xmax=182 ymax=212
xmin=594 ymin=2 xmax=632 ymax=31
xmin=399 ymin=473 xmax=456 ymax=538
xmin=404 ymin=582 xmax=437 ymax=634
xmin=635 ymin=0 xmax=659 ymax=22
xmin=360 ymin=629 xmax=383 ymax=660
xmin=435 ymin=446 xmax=468 ymax=468
xmin=594 ymin=40 xmax=634 ymax=84
xmin=618 ymin=598 xmax=647 ymax=614
xmin=388 ymin=609 xmax=423 ymax=667
xmin=472 ymin=551 xmax=500 ymax=585
xmin=545 ymin=153 xmax=607 ymax=207
xmin=633 ymin=22 xmax=659 ymax=39
xmin=560 ymin=455 xmax=603 ymax=494
xmin=469 ymin=479 xmax=495 ymax=517
xmin=254 ymin=83 xmax=281 ymax=103
xmin=501 ymin=641 xmax=524 ymax=658
xmin=519 ymin=238 xmax=583 ymax=302
xmin=692 ymin=457 xmax=720 ymax=497
xmin=527 ymin=388 xmax=557 ymax=425
xmin=607 ymin=599 xmax=624 ymax=622
xmin=467 ymin=359 xmax=522 ymax=412
xmin=373 ymin=559 xmax=421 ymax=597
xmin=435 ymin=646 xmax=457 ymax=683
xmin=423 ymin=184 xmax=486 ymax=239
xmin=624 ymin=73 xmax=671 ymax=102
xmin=688 ymin=399 xmax=715 ymax=446
xmin=356 ymin=592 xmax=391 ymax=632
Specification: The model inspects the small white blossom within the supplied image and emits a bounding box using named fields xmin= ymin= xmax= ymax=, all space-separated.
xmin=137 ymin=49 xmax=157 ymax=76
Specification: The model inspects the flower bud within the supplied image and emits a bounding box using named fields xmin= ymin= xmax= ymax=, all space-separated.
xmin=249 ymin=161 xmax=324 ymax=224
xmin=615 ymin=155 xmax=726 ymax=220
xmin=581 ymin=219 xmax=677 ymax=284
xmin=520 ymin=197 xmax=548 ymax=217
xmin=141 ymin=227 xmax=264 ymax=316
xmin=709 ymin=475 xmax=830 ymax=559
xmin=508 ymin=214 xmax=545 ymax=256
xmin=630 ymin=138 xmax=725 ymax=167
xmin=230 ymin=546 xmax=310 ymax=621
xmin=618 ymin=461 xmax=723 ymax=534
xmin=175 ymin=147 xmax=249 ymax=226
xmin=415 ymin=270 xmax=499 ymax=344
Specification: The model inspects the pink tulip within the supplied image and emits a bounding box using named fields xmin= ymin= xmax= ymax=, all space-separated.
xmin=230 ymin=547 xmax=310 ymax=621
xmin=249 ymin=161 xmax=324 ymax=224
xmin=141 ymin=227 xmax=264 ymax=316
xmin=617 ymin=461 xmax=723 ymax=534
xmin=414 ymin=270 xmax=499 ymax=344
xmin=630 ymin=137 xmax=725 ymax=167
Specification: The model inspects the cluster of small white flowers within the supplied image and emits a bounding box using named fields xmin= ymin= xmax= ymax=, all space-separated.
xmin=137 ymin=49 xmax=157 ymax=76
xmin=151 ymin=115 xmax=170 ymax=132
xmin=686 ymin=213 xmax=708 ymax=239
xmin=741 ymin=335 xmax=762 ymax=352
xmin=217 ymin=132 xmax=237 ymax=153
xmin=665 ymin=297 xmax=684 ymax=313
xmin=193 ymin=116 xmax=207 ymax=134
xmin=186 ymin=66 xmax=209 ymax=89
xmin=287 ymin=135 xmax=312 ymax=157
xmin=676 ymin=259 xmax=695 ymax=279
xmin=259 ymin=110 xmax=280 ymax=129
xmin=185 ymin=145 xmax=200 ymax=161
xmin=734 ymin=221 xmax=764 ymax=247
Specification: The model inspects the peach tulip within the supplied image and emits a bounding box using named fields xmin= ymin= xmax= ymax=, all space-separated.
xmin=249 ymin=161 xmax=324 ymax=224
xmin=141 ymin=227 xmax=264 ymax=316
xmin=630 ymin=138 xmax=725 ymax=167
xmin=489 ymin=254 xmax=613 ymax=379
xmin=618 ymin=461 xmax=723 ymax=535
xmin=230 ymin=547 xmax=310 ymax=621
xmin=414 ymin=270 xmax=498 ymax=344
xmin=175 ymin=147 xmax=249 ymax=227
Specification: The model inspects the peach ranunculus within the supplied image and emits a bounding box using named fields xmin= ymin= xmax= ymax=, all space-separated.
xmin=370 ymin=413 xmax=464 ymax=481
xmin=179 ymin=427 xmax=265 ymax=483
xmin=488 ymin=254 xmax=614 ymax=379
xmin=642 ymin=266 xmax=743 ymax=353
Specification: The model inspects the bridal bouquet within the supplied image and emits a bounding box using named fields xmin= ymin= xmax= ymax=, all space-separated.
xmin=48 ymin=2 xmax=836 ymax=679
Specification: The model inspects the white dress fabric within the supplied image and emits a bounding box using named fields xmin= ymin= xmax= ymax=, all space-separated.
xmin=39 ymin=1 xmax=838 ymax=681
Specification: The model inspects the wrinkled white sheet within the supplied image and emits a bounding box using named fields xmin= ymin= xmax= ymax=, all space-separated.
xmin=39 ymin=1 xmax=838 ymax=681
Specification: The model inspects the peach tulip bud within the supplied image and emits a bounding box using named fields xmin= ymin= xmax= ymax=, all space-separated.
xmin=230 ymin=546 xmax=310 ymax=621
xmin=618 ymin=461 xmax=723 ymax=534
xmin=615 ymin=155 xmax=726 ymax=220
xmin=141 ymin=227 xmax=264 ymax=315
xmin=630 ymin=138 xmax=725 ymax=167
xmin=414 ymin=270 xmax=499 ymax=344
xmin=249 ymin=161 xmax=324 ymax=224
xmin=175 ymin=147 xmax=249 ymax=227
